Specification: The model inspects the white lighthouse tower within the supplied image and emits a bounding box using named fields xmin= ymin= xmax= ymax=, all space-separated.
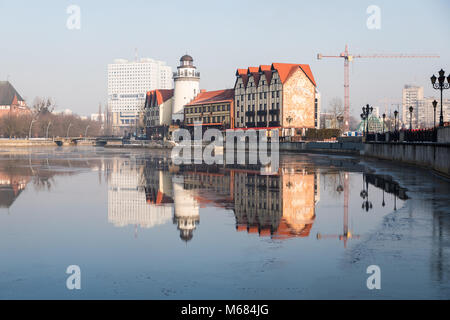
xmin=172 ymin=54 xmax=200 ymax=123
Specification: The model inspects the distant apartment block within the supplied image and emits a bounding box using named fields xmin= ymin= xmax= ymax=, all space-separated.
xmin=401 ymin=85 xmax=423 ymax=127
xmin=417 ymin=97 xmax=450 ymax=127
xmin=107 ymin=58 xmax=173 ymax=132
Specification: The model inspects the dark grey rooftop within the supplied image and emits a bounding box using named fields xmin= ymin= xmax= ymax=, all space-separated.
xmin=0 ymin=81 xmax=24 ymax=105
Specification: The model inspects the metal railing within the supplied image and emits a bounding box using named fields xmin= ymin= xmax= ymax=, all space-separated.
xmin=366 ymin=128 xmax=438 ymax=143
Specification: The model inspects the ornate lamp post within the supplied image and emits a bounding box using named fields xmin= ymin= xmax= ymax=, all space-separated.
xmin=361 ymin=104 xmax=373 ymax=136
xmin=430 ymin=69 xmax=450 ymax=127
xmin=432 ymin=100 xmax=438 ymax=128
xmin=394 ymin=110 xmax=398 ymax=131
xmin=382 ymin=113 xmax=386 ymax=133
xmin=84 ymin=125 xmax=90 ymax=137
xmin=360 ymin=175 xmax=373 ymax=213
xmin=409 ymin=106 xmax=414 ymax=130
xmin=360 ymin=113 xmax=366 ymax=136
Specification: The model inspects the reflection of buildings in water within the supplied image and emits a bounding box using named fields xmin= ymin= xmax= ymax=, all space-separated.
xmin=181 ymin=165 xmax=234 ymax=209
xmin=234 ymin=169 xmax=318 ymax=239
xmin=0 ymin=172 xmax=28 ymax=208
xmin=107 ymin=159 xmax=173 ymax=229
xmin=172 ymin=175 xmax=200 ymax=242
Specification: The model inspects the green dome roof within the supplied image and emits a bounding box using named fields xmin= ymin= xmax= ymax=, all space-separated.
xmin=356 ymin=115 xmax=383 ymax=133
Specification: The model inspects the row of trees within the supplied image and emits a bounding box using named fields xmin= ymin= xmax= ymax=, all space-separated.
xmin=0 ymin=97 xmax=103 ymax=138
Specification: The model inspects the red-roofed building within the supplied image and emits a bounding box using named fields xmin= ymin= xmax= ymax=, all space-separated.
xmin=0 ymin=81 xmax=30 ymax=118
xmin=233 ymin=63 xmax=320 ymax=137
xmin=143 ymin=89 xmax=174 ymax=139
xmin=184 ymin=88 xmax=235 ymax=132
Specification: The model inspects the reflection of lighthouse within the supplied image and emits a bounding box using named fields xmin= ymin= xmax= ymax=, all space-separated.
xmin=172 ymin=175 xmax=200 ymax=242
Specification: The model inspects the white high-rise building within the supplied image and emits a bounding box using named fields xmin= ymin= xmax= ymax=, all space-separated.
xmin=402 ymin=85 xmax=423 ymax=127
xmin=108 ymin=58 xmax=173 ymax=132
xmin=172 ymin=54 xmax=200 ymax=122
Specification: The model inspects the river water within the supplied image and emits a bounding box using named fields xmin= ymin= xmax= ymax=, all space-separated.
xmin=0 ymin=147 xmax=448 ymax=299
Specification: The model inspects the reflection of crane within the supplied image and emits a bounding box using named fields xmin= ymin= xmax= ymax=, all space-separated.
xmin=317 ymin=44 xmax=439 ymax=132
xmin=317 ymin=172 xmax=359 ymax=248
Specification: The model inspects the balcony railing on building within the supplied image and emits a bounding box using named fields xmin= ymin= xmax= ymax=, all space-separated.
xmin=173 ymin=71 xmax=200 ymax=78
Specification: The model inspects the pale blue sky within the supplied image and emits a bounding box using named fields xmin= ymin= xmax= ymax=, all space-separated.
xmin=0 ymin=0 xmax=449 ymax=117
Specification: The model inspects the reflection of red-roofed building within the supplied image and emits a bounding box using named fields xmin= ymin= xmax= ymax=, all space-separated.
xmin=233 ymin=170 xmax=317 ymax=240
xmin=0 ymin=172 xmax=29 ymax=209
xmin=233 ymin=63 xmax=320 ymax=137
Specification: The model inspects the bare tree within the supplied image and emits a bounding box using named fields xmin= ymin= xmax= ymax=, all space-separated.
xmin=32 ymin=97 xmax=56 ymax=116
xmin=328 ymin=97 xmax=344 ymax=128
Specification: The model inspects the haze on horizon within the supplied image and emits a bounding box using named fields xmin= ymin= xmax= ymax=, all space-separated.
xmin=0 ymin=0 xmax=449 ymax=118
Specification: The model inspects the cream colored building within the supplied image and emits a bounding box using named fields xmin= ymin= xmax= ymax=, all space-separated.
xmin=233 ymin=63 xmax=318 ymax=137
xmin=401 ymin=85 xmax=423 ymax=127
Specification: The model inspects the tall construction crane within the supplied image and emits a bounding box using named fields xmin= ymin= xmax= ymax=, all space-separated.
xmin=317 ymin=44 xmax=440 ymax=132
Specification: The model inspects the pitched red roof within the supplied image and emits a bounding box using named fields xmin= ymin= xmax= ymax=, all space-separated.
xmin=247 ymin=67 xmax=260 ymax=86
xmin=235 ymin=63 xmax=316 ymax=88
xmin=235 ymin=69 xmax=249 ymax=88
xmin=259 ymin=65 xmax=273 ymax=84
xmin=186 ymin=89 xmax=234 ymax=106
xmin=271 ymin=63 xmax=316 ymax=86
xmin=145 ymin=89 xmax=174 ymax=107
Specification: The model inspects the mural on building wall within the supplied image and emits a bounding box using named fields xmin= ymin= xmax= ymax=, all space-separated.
xmin=283 ymin=69 xmax=315 ymax=129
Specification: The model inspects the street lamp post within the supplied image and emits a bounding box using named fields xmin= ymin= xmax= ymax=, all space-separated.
xmin=382 ymin=113 xmax=386 ymax=133
xmin=394 ymin=110 xmax=398 ymax=132
xmin=361 ymin=104 xmax=373 ymax=137
xmin=28 ymin=119 xmax=37 ymax=140
xmin=46 ymin=121 xmax=52 ymax=139
xmin=409 ymin=106 xmax=414 ymax=130
xmin=66 ymin=123 xmax=73 ymax=138
xmin=432 ymin=100 xmax=438 ymax=128
xmin=85 ymin=125 xmax=90 ymax=137
xmin=430 ymin=69 xmax=450 ymax=127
